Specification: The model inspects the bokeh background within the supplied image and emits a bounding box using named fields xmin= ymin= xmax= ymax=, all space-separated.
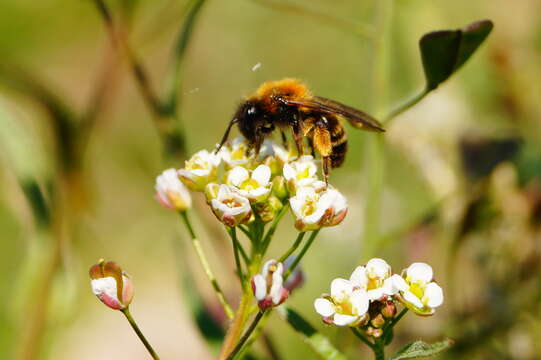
xmin=1 ymin=0 xmax=541 ymax=359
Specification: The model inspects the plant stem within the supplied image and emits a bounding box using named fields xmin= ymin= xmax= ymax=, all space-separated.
xmin=278 ymin=232 xmax=305 ymax=263
xmin=180 ymin=211 xmax=234 ymax=319
xmin=351 ymin=328 xmax=375 ymax=350
xmin=374 ymin=338 xmax=385 ymax=360
xmin=284 ymin=229 xmax=319 ymax=280
xmin=121 ymin=307 xmax=161 ymax=360
xmin=225 ymin=311 xmax=266 ymax=360
xmin=219 ymin=289 xmax=253 ymax=360
xmin=228 ymin=227 xmax=246 ymax=283
xmin=383 ymin=87 xmax=430 ymax=123
xmin=261 ymin=204 xmax=289 ymax=255
xmin=382 ymin=307 xmax=408 ymax=338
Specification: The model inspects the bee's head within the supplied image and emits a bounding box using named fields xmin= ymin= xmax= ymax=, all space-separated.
xmin=236 ymin=100 xmax=274 ymax=141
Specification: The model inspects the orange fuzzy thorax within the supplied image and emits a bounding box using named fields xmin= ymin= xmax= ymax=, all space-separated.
xmin=252 ymin=78 xmax=312 ymax=112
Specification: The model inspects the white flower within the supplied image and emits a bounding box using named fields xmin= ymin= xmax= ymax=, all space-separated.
xmin=314 ymin=278 xmax=370 ymax=326
xmin=251 ymin=259 xmax=289 ymax=309
xmin=178 ymin=150 xmax=220 ymax=191
xmin=259 ymin=140 xmax=298 ymax=175
xmin=209 ymin=185 xmax=252 ymax=226
xmin=89 ymin=260 xmax=134 ymax=310
xmin=227 ymin=165 xmax=272 ymax=203
xmin=283 ymin=156 xmax=318 ymax=192
xmin=394 ymin=262 xmax=444 ymax=316
xmin=290 ymin=186 xmax=348 ymax=231
xmin=155 ymin=168 xmax=192 ymax=211
xmin=219 ymin=137 xmax=251 ymax=169
xmin=349 ymin=258 xmax=400 ymax=301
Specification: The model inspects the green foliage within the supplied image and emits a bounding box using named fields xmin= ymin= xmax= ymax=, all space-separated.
xmin=390 ymin=339 xmax=454 ymax=360
xmin=420 ymin=20 xmax=493 ymax=90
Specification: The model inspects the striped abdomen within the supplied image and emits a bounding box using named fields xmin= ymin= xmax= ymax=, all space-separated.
xmin=328 ymin=116 xmax=347 ymax=168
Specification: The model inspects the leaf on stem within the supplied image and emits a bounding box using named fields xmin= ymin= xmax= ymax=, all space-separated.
xmin=420 ymin=20 xmax=493 ymax=90
xmin=278 ymin=307 xmax=348 ymax=360
xmin=390 ymin=339 xmax=454 ymax=360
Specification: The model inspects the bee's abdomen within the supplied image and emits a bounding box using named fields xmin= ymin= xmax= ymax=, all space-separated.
xmin=330 ymin=125 xmax=347 ymax=168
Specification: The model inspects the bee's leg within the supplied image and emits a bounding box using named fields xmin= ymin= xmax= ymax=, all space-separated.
xmin=280 ymin=130 xmax=288 ymax=149
xmin=307 ymin=137 xmax=316 ymax=157
xmin=322 ymin=156 xmax=331 ymax=186
xmin=215 ymin=118 xmax=238 ymax=153
xmin=291 ymin=121 xmax=304 ymax=156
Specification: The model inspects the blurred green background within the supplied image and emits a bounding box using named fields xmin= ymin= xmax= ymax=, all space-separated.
xmin=1 ymin=0 xmax=541 ymax=359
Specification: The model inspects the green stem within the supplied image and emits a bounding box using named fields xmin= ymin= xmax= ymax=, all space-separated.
xmin=225 ymin=310 xmax=266 ymax=360
xmin=228 ymin=227 xmax=246 ymax=283
xmin=284 ymin=230 xmax=319 ymax=280
xmin=383 ymin=88 xmax=430 ymax=123
xmin=382 ymin=307 xmax=408 ymax=338
xmin=121 ymin=307 xmax=161 ymax=360
xmin=219 ymin=288 xmax=252 ymax=360
xmin=261 ymin=204 xmax=289 ymax=255
xmin=351 ymin=328 xmax=375 ymax=350
xmin=278 ymin=232 xmax=305 ymax=263
xmin=180 ymin=211 xmax=234 ymax=319
xmin=374 ymin=338 xmax=385 ymax=360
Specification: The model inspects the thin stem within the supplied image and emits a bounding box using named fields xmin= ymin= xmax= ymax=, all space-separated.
xmin=121 ymin=308 xmax=161 ymax=360
xmin=278 ymin=232 xmax=305 ymax=263
xmin=284 ymin=230 xmax=319 ymax=280
xmin=350 ymin=328 xmax=375 ymax=350
xmin=249 ymin=0 xmax=374 ymax=39
xmin=261 ymin=204 xmax=289 ymax=255
xmin=382 ymin=87 xmax=430 ymax=123
xmin=225 ymin=311 xmax=266 ymax=360
xmin=382 ymin=307 xmax=408 ymax=337
xmin=374 ymin=338 xmax=385 ymax=360
xmin=219 ymin=289 xmax=253 ymax=359
xmin=180 ymin=211 xmax=234 ymax=319
xmin=228 ymin=227 xmax=246 ymax=283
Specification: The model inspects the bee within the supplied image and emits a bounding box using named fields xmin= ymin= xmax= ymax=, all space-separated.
xmin=216 ymin=78 xmax=384 ymax=183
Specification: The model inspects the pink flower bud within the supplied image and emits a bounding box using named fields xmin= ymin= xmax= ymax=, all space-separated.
xmin=89 ymin=260 xmax=134 ymax=310
xmin=251 ymin=260 xmax=289 ymax=310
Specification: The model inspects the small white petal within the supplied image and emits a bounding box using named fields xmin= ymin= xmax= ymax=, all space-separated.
xmin=330 ymin=278 xmax=354 ymax=300
xmin=91 ymin=277 xmax=119 ymax=301
xmin=366 ymin=258 xmax=391 ymax=279
xmin=350 ymin=290 xmax=370 ymax=316
xmin=253 ymin=274 xmax=267 ymax=301
xmin=424 ymin=282 xmax=444 ymax=308
xmin=252 ymin=165 xmax=271 ymax=185
xmin=228 ymin=166 xmax=249 ymax=186
xmin=402 ymin=290 xmax=424 ymax=309
xmin=407 ymin=262 xmax=433 ymax=283
xmin=349 ymin=266 xmax=368 ymax=288
xmin=382 ymin=274 xmax=407 ymax=295
xmin=314 ymin=298 xmax=335 ymax=317
xmin=367 ymin=288 xmax=384 ymax=301
xmin=333 ymin=313 xmax=358 ymax=326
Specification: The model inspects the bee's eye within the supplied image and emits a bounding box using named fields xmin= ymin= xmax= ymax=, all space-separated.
xmin=247 ymin=106 xmax=257 ymax=116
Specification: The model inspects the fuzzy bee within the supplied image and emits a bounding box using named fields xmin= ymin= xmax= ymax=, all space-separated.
xmin=216 ymin=78 xmax=384 ymax=183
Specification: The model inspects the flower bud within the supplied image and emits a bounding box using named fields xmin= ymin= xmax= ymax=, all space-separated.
xmin=372 ymin=328 xmax=383 ymax=338
xmin=272 ymin=176 xmax=289 ymax=201
xmin=155 ymin=168 xmax=192 ymax=211
xmin=254 ymin=196 xmax=283 ymax=222
xmin=370 ymin=313 xmax=386 ymax=328
xmin=89 ymin=259 xmax=134 ymax=310
xmin=381 ymin=300 xmax=397 ymax=319
xmin=251 ymin=259 xmax=289 ymax=310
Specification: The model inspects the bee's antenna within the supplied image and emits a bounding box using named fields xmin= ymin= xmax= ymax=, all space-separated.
xmin=215 ymin=118 xmax=239 ymax=153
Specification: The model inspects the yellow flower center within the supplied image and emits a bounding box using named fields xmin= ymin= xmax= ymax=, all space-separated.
xmin=241 ymin=178 xmax=260 ymax=191
xmin=222 ymin=198 xmax=241 ymax=208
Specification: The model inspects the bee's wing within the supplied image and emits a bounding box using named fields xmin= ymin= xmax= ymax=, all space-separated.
xmin=283 ymin=96 xmax=384 ymax=132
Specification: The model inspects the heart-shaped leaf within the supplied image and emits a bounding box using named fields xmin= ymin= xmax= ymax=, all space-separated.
xmin=420 ymin=20 xmax=493 ymax=90
xmin=391 ymin=339 xmax=454 ymax=359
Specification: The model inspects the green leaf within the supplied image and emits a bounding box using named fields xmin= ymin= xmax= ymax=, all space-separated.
xmin=391 ymin=339 xmax=454 ymax=360
xmin=278 ymin=307 xmax=349 ymax=360
xmin=420 ymin=20 xmax=493 ymax=90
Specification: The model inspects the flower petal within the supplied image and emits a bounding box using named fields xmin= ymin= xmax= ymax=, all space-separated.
xmin=350 ymin=289 xmax=370 ymax=316
xmin=314 ymin=298 xmax=335 ymax=317
xmin=406 ymin=262 xmax=433 ymax=283
xmin=228 ymin=166 xmax=249 ymax=186
xmin=252 ymin=165 xmax=271 ymax=185
xmin=402 ymin=290 xmax=424 ymax=309
xmin=330 ymin=278 xmax=354 ymax=300
xmin=252 ymin=274 xmax=267 ymax=301
xmin=333 ymin=313 xmax=358 ymax=326
xmin=424 ymin=282 xmax=444 ymax=308
xmin=366 ymin=258 xmax=391 ymax=279
xmin=349 ymin=266 xmax=368 ymax=288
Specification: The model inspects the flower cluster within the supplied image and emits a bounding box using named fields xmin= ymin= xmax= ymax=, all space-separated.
xmin=157 ymin=137 xmax=348 ymax=230
xmin=314 ymin=259 xmax=443 ymax=335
